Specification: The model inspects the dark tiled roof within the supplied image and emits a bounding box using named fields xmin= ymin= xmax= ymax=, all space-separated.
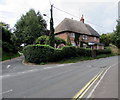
xmin=55 ymin=18 xmax=100 ymax=37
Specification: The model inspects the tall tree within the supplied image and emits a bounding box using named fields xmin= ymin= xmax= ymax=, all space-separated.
xmin=112 ymin=21 xmax=120 ymax=48
xmin=100 ymin=33 xmax=113 ymax=47
xmin=0 ymin=22 xmax=9 ymax=29
xmin=1 ymin=22 xmax=18 ymax=53
xmin=14 ymin=9 xmax=47 ymax=45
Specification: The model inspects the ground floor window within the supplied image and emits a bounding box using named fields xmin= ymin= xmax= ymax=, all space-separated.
xmin=71 ymin=42 xmax=76 ymax=46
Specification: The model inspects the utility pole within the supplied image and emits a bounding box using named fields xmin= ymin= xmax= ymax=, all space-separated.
xmin=49 ymin=4 xmax=55 ymax=47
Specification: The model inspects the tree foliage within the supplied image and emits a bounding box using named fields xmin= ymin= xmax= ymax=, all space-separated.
xmin=100 ymin=33 xmax=113 ymax=47
xmin=0 ymin=22 xmax=9 ymax=29
xmin=55 ymin=37 xmax=66 ymax=47
xmin=35 ymin=36 xmax=66 ymax=47
xmin=1 ymin=23 xmax=18 ymax=53
xmin=36 ymin=35 xmax=49 ymax=45
xmin=14 ymin=9 xmax=47 ymax=45
xmin=112 ymin=21 xmax=120 ymax=48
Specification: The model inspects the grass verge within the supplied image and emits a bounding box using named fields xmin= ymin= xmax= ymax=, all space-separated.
xmin=1 ymin=53 xmax=20 ymax=61
xmin=48 ymin=53 xmax=116 ymax=64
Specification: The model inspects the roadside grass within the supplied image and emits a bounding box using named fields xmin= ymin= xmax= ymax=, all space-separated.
xmin=1 ymin=53 xmax=20 ymax=61
xmin=56 ymin=54 xmax=115 ymax=64
xmin=57 ymin=56 xmax=94 ymax=64
xmin=109 ymin=44 xmax=120 ymax=55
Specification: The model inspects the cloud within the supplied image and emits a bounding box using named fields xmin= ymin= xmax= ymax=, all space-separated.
xmin=0 ymin=0 xmax=119 ymax=33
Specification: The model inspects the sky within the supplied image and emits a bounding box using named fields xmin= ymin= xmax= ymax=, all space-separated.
xmin=0 ymin=0 xmax=119 ymax=34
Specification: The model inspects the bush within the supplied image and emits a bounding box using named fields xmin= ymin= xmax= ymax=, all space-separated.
xmin=36 ymin=36 xmax=66 ymax=47
xmin=23 ymin=44 xmax=55 ymax=63
xmin=23 ymin=45 xmax=112 ymax=64
xmin=62 ymin=46 xmax=77 ymax=58
xmin=35 ymin=35 xmax=49 ymax=45
xmin=51 ymin=49 xmax=63 ymax=61
xmin=55 ymin=37 xmax=66 ymax=47
xmin=76 ymin=48 xmax=92 ymax=57
xmin=96 ymin=49 xmax=111 ymax=55
xmin=2 ymin=42 xmax=14 ymax=53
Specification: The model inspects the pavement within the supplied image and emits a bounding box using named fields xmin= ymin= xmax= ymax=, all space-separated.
xmin=0 ymin=56 xmax=119 ymax=99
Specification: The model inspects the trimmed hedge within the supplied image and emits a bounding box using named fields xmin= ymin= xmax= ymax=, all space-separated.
xmin=76 ymin=48 xmax=92 ymax=57
xmin=23 ymin=45 xmax=112 ymax=63
xmin=96 ymin=49 xmax=111 ymax=55
xmin=24 ymin=45 xmax=55 ymax=63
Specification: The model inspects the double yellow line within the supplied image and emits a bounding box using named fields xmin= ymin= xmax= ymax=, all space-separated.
xmin=72 ymin=70 xmax=105 ymax=100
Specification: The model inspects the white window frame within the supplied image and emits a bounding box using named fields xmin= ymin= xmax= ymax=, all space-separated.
xmin=94 ymin=37 xmax=97 ymax=41
xmin=70 ymin=33 xmax=75 ymax=38
xmin=83 ymin=35 xmax=87 ymax=40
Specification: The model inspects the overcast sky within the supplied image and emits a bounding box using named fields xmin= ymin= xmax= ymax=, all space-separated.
xmin=0 ymin=0 xmax=119 ymax=34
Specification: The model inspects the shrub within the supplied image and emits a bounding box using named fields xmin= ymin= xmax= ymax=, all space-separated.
xmin=35 ymin=35 xmax=49 ymax=45
xmin=23 ymin=45 xmax=55 ymax=63
xmin=51 ymin=49 xmax=63 ymax=61
xmin=76 ymin=48 xmax=92 ymax=57
xmin=55 ymin=37 xmax=66 ymax=47
xmin=96 ymin=49 xmax=111 ymax=55
xmin=36 ymin=36 xmax=66 ymax=47
xmin=62 ymin=46 xmax=77 ymax=58
xmin=23 ymin=44 xmax=112 ymax=64
xmin=2 ymin=42 xmax=14 ymax=53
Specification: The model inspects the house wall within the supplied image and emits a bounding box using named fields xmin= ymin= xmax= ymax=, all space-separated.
xmin=55 ymin=32 xmax=102 ymax=49
xmin=55 ymin=32 xmax=68 ymax=41
xmin=98 ymin=45 xmax=104 ymax=49
xmin=56 ymin=32 xmax=100 ymax=43
xmin=79 ymin=35 xmax=99 ymax=43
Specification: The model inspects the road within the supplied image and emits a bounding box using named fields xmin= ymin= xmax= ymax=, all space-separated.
xmin=1 ymin=56 xmax=118 ymax=99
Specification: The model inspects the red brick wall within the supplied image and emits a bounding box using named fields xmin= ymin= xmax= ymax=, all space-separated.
xmin=55 ymin=32 xmax=68 ymax=41
xmin=55 ymin=32 xmax=100 ymax=43
xmin=79 ymin=35 xmax=100 ymax=43
xmin=98 ymin=45 xmax=104 ymax=49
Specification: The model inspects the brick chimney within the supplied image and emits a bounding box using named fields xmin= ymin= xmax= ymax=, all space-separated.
xmin=80 ymin=15 xmax=84 ymax=23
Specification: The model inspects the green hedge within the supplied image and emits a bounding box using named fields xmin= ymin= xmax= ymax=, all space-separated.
xmin=23 ymin=45 xmax=111 ymax=63
xmin=96 ymin=49 xmax=111 ymax=55
xmin=24 ymin=45 xmax=55 ymax=63
xmin=76 ymin=48 xmax=92 ymax=57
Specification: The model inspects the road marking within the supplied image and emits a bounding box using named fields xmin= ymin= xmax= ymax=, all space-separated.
xmin=43 ymin=67 xmax=52 ymax=70
xmin=0 ymin=89 xmax=13 ymax=95
xmin=57 ymin=64 xmax=65 ymax=67
xmin=87 ymin=65 xmax=112 ymax=98
xmin=0 ymin=74 xmax=11 ymax=79
xmin=72 ymin=70 xmax=104 ymax=100
xmin=7 ymin=65 xmax=11 ymax=69
xmin=72 ymin=63 xmax=118 ymax=100
xmin=1 ymin=69 xmax=40 ymax=79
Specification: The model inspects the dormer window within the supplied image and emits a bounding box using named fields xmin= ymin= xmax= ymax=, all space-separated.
xmin=83 ymin=35 xmax=87 ymax=40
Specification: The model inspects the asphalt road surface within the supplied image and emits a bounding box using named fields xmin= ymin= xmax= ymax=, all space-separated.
xmin=1 ymin=56 xmax=118 ymax=98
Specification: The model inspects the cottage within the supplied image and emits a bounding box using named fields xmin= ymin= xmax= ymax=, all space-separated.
xmin=55 ymin=16 xmax=104 ymax=49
